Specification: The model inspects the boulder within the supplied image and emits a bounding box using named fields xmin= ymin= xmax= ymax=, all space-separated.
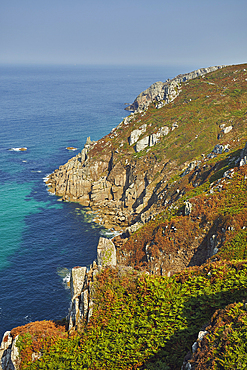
xmin=129 ymin=124 xmax=147 ymax=145
xmin=181 ymin=161 xmax=198 ymax=177
xmin=135 ymin=136 xmax=149 ymax=152
xmin=149 ymin=126 xmax=169 ymax=147
xmin=212 ymin=144 xmax=225 ymax=154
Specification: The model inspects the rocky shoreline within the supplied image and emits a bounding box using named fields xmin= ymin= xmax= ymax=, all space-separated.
xmin=2 ymin=63 xmax=247 ymax=369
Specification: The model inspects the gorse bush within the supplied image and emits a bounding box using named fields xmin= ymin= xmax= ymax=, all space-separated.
xmin=18 ymin=261 xmax=247 ymax=370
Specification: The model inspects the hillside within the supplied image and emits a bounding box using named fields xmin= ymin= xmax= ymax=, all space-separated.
xmin=1 ymin=63 xmax=247 ymax=369
xmin=47 ymin=63 xmax=247 ymax=274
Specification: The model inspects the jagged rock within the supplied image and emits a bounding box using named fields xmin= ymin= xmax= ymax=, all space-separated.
xmin=0 ymin=331 xmax=19 ymax=370
xmin=68 ymin=266 xmax=89 ymax=330
xmin=126 ymin=81 xmax=165 ymax=112
xmin=81 ymin=289 xmax=89 ymax=317
xmin=181 ymin=330 xmax=208 ymax=370
xmin=134 ymin=126 xmax=170 ymax=152
xmin=207 ymin=143 xmax=230 ymax=159
xmin=10 ymin=337 xmax=20 ymax=370
xmin=191 ymin=331 xmax=208 ymax=354
xmin=31 ymin=352 xmax=41 ymax=362
xmin=126 ymin=222 xmax=142 ymax=235
xmin=239 ymin=142 xmax=247 ymax=166
xmin=70 ymin=266 xmax=87 ymax=299
xmin=181 ymin=161 xmax=198 ymax=177
xmin=90 ymin=177 xmax=113 ymax=203
xmin=223 ymin=169 xmax=234 ymax=178
xmin=149 ymin=126 xmax=170 ymax=147
xmin=171 ymin=122 xmax=178 ymax=130
xmin=126 ymin=66 xmax=225 ymax=113
xmin=67 ymin=237 xmax=117 ymax=330
xmin=97 ymin=237 xmax=116 ymax=267
xmin=85 ymin=136 xmax=92 ymax=148
xmin=184 ymin=201 xmax=192 ymax=216
xmin=212 ymin=144 xmax=225 ymax=154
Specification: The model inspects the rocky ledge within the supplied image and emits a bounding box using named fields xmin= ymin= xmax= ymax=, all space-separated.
xmin=125 ymin=65 xmax=225 ymax=112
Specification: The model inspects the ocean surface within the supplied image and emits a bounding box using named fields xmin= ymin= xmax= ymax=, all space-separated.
xmin=0 ymin=64 xmax=195 ymax=339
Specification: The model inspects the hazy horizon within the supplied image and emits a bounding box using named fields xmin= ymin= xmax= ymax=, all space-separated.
xmin=1 ymin=0 xmax=247 ymax=67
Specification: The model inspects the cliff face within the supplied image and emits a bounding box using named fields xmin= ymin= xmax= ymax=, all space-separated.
xmin=47 ymin=64 xmax=246 ymax=233
xmin=67 ymin=237 xmax=117 ymax=331
xmin=47 ymin=62 xmax=247 ymax=277
xmin=125 ymin=65 xmax=225 ymax=112
xmin=2 ymin=63 xmax=247 ymax=370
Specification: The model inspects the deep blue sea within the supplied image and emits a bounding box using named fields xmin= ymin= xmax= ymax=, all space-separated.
xmin=0 ymin=64 xmax=194 ymax=339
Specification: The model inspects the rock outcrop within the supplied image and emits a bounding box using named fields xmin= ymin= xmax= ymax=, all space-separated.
xmin=46 ymin=64 xmax=232 ymax=231
xmin=128 ymin=124 xmax=147 ymax=145
xmin=125 ymin=65 xmax=225 ymax=113
xmin=239 ymin=142 xmax=247 ymax=166
xmin=0 ymin=332 xmax=19 ymax=370
xmin=46 ymin=135 xmax=159 ymax=229
xmin=132 ymin=126 xmax=170 ymax=152
xmin=67 ymin=237 xmax=117 ymax=331
xmin=2 ymin=62 xmax=247 ymax=370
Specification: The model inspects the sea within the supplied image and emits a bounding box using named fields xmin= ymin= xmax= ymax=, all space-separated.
xmin=0 ymin=64 xmax=196 ymax=339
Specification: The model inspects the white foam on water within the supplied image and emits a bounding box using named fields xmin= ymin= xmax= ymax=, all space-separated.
xmin=62 ymin=273 xmax=70 ymax=290
xmin=57 ymin=267 xmax=70 ymax=290
xmin=43 ymin=174 xmax=52 ymax=184
xmin=100 ymin=229 xmax=122 ymax=239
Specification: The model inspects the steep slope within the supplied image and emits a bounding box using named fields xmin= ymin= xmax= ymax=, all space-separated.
xmin=47 ymin=63 xmax=247 ymax=232
xmin=114 ymin=148 xmax=247 ymax=275
xmin=125 ymin=65 xmax=225 ymax=112
xmin=2 ymin=63 xmax=247 ymax=370
xmin=12 ymin=261 xmax=247 ymax=370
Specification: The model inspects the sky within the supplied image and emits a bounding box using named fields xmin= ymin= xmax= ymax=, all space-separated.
xmin=0 ymin=0 xmax=247 ymax=67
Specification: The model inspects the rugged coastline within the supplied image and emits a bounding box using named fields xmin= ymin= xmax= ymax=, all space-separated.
xmin=45 ymin=65 xmax=225 ymax=230
xmin=1 ymin=63 xmax=247 ymax=369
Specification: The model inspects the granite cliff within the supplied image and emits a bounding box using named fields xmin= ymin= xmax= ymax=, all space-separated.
xmin=46 ymin=65 xmax=227 ymax=230
xmin=125 ymin=65 xmax=225 ymax=112
xmin=2 ymin=63 xmax=247 ymax=370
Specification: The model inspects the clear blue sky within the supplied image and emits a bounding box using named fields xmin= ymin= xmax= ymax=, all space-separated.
xmin=1 ymin=0 xmax=247 ymax=66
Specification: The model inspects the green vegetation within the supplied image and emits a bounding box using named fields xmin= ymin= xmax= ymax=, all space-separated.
xmin=11 ymin=63 xmax=247 ymax=369
xmin=16 ymin=262 xmax=247 ymax=369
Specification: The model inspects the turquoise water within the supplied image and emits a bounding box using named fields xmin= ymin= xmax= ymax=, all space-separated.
xmin=0 ymin=64 xmax=194 ymax=338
